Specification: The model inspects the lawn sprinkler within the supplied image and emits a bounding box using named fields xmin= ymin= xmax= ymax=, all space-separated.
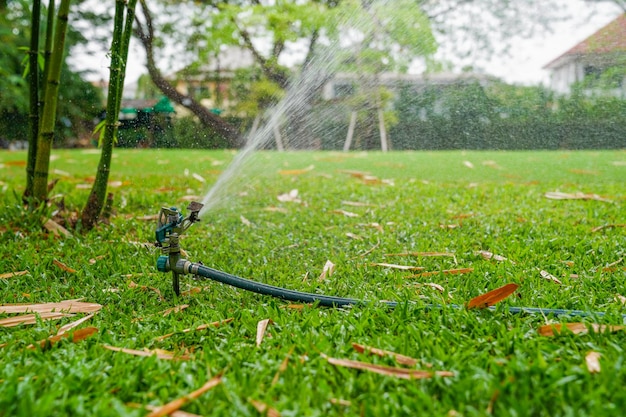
xmin=154 ymin=203 xmax=626 ymax=322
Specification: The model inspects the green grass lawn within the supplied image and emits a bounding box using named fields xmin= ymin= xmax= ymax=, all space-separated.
xmin=0 ymin=149 xmax=625 ymax=416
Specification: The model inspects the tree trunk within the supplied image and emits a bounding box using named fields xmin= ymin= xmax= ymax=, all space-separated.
xmin=81 ymin=0 xmax=137 ymax=231
xmin=343 ymin=111 xmax=357 ymax=152
xmin=135 ymin=0 xmax=241 ymax=147
xmin=32 ymin=0 xmax=71 ymax=202
xmin=378 ymin=107 xmax=388 ymax=152
xmin=24 ymin=0 xmax=41 ymax=198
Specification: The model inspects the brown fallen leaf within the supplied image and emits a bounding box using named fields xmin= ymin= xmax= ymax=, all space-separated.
xmin=277 ymin=189 xmax=301 ymax=203
xmin=278 ymin=165 xmax=314 ymax=175
xmin=102 ymin=345 xmax=190 ymax=360
xmin=160 ymin=305 xmax=189 ymax=317
xmin=352 ymin=343 xmax=421 ymax=367
xmin=0 ymin=312 xmax=74 ymax=327
xmin=385 ymin=251 xmax=456 ymax=258
xmin=42 ymin=218 xmax=72 ymax=237
xmin=585 ymin=351 xmax=601 ymax=374
xmin=249 ymin=399 xmax=281 ymax=417
xmin=538 ymin=323 xmax=625 ymax=337
xmin=135 ymin=214 xmax=160 ymax=221
xmin=330 ymin=398 xmax=352 ymax=407
xmin=57 ymin=313 xmax=97 ymax=335
xmin=323 ymin=354 xmax=453 ymax=380
xmin=146 ymin=375 xmax=222 ymax=417
xmin=0 ymin=300 xmax=102 ymax=314
xmin=341 ymin=201 xmax=376 ymax=207
xmin=154 ymin=318 xmax=234 ymax=341
xmin=127 ymin=403 xmax=202 ymax=417
xmin=370 ymin=263 xmax=425 ymax=271
xmin=28 ymin=327 xmax=98 ymax=350
xmin=475 ymin=250 xmax=511 ymax=263
xmin=591 ymin=224 xmax=626 ymax=233
xmin=256 ymin=318 xmax=272 ymax=347
xmin=331 ymin=209 xmax=360 ymax=218
xmin=318 ymin=260 xmax=335 ymax=281
xmin=540 ymin=270 xmax=562 ymax=285
xmin=345 ymin=232 xmax=362 ymax=240
xmin=467 ymin=283 xmax=519 ymax=309
xmin=544 ymin=191 xmax=611 ymax=202
xmin=409 ymin=268 xmax=474 ymax=278
xmin=416 ymin=282 xmax=445 ymax=293
xmin=53 ymin=259 xmax=77 ymax=273
xmin=0 ymin=270 xmax=29 ymax=279
xmin=264 ymin=206 xmax=288 ymax=213
xmin=338 ymin=169 xmax=371 ymax=179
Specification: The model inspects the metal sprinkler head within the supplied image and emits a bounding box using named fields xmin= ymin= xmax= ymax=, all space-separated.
xmin=155 ymin=201 xmax=203 ymax=295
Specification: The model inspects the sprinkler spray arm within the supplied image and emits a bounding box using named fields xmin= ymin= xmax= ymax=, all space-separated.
xmin=154 ymin=203 xmax=626 ymax=322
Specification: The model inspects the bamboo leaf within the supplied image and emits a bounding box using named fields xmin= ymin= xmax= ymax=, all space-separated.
xmin=467 ymin=283 xmax=519 ymax=309
xmin=146 ymin=375 xmax=222 ymax=417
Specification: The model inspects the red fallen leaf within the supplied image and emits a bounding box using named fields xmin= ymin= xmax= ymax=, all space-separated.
xmin=352 ymin=343 xmax=422 ymax=367
xmin=410 ymin=268 xmax=474 ymax=278
xmin=323 ymin=354 xmax=453 ymax=380
xmin=538 ymin=323 xmax=625 ymax=337
xmin=467 ymin=283 xmax=519 ymax=309
xmin=53 ymin=259 xmax=77 ymax=273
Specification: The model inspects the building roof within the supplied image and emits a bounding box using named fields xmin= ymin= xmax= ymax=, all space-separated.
xmin=544 ymin=13 xmax=626 ymax=69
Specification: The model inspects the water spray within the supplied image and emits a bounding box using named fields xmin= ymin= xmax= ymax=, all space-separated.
xmin=154 ymin=203 xmax=626 ymax=322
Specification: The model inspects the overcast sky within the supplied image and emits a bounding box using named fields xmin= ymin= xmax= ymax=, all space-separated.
xmin=76 ymin=1 xmax=624 ymax=89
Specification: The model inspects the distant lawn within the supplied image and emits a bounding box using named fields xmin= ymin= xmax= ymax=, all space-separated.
xmin=0 ymin=149 xmax=625 ymax=416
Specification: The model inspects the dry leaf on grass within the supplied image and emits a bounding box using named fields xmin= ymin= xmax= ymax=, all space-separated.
xmin=146 ymin=375 xmax=222 ymax=417
xmin=467 ymin=283 xmax=519 ymax=309
xmin=53 ymin=259 xmax=77 ymax=273
xmin=28 ymin=327 xmax=98 ymax=350
xmin=278 ymin=165 xmax=314 ymax=175
xmin=256 ymin=318 xmax=272 ymax=347
xmin=540 ymin=270 xmax=562 ymax=285
xmin=0 ymin=300 xmax=102 ymax=314
xmin=249 ymin=399 xmax=281 ymax=417
xmin=264 ymin=206 xmax=288 ymax=213
xmin=323 ymin=354 xmax=453 ymax=380
xmin=102 ymin=345 xmax=190 ymax=360
xmin=463 ymin=161 xmax=474 ymax=169
xmin=331 ymin=209 xmax=360 ymax=217
xmin=352 ymin=343 xmax=421 ymax=367
xmin=240 ymin=215 xmax=253 ymax=227
xmin=131 ymin=404 xmax=202 ymax=417
xmin=277 ymin=189 xmax=301 ymax=203
xmin=42 ymin=218 xmax=72 ymax=237
xmin=544 ymin=191 xmax=611 ymax=202
xmin=615 ymin=294 xmax=626 ymax=305
xmin=410 ymin=268 xmax=474 ymax=278
xmin=191 ymin=173 xmax=206 ymax=183
xmin=385 ymin=251 xmax=456 ymax=258
xmin=57 ymin=312 xmax=97 ymax=335
xmin=345 ymin=232 xmax=362 ymax=240
xmin=154 ymin=318 xmax=234 ymax=341
xmin=416 ymin=282 xmax=445 ymax=292
xmin=586 ymin=351 xmax=602 ymax=374
xmin=591 ymin=224 xmax=626 ymax=233
xmin=160 ymin=305 xmax=189 ymax=316
xmin=330 ymin=398 xmax=352 ymax=407
xmin=538 ymin=323 xmax=625 ymax=337
xmin=371 ymin=263 xmax=425 ymax=271
xmin=0 ymin=312 xmax=74 ymax=327
xmin=318 ymin=260 xmax=335 ymax=281
xmin=0 ymin=270 xmax=28 ymax=279
xmin=475 ymin=250 xmax=511 ymax=263
xmin=341 ymin=201 xmax=376 ymax=207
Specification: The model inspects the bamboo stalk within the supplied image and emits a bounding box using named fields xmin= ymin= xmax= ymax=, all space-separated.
xmin=25 ymin=0 xmax=42 ymax=198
